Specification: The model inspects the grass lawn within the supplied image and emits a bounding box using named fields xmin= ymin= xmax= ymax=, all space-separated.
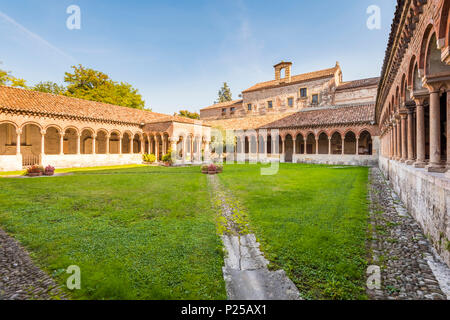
xmin=219 ymin=163 xmax=369 ymax=300
xmin=0 ymin=166 xmax=226 ymax=300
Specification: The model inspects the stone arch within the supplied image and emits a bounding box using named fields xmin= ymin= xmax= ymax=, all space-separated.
xmin=284 ymin=134 xmax=293 ymax=162
xmin=250 ymin=135 xmax=257 ymax=154
xmin=407 ymin=55 xmax=417 ymax=88
xmin=438 ymin=0 xmax=450 ymax=47
xmin=419 ymin=24 xmax=436 ymax=72
xmin=21 ymin=123 xmax=42 ymax=166
xmin=330 ymin=131 xmax=342 ymax=154
xmin=425 ymin=32 xmax=450 ymax=75
xmin=295 ymin=133 xmax=304 ymax=154
xmin=80 ymin=129 xmax=94 ymax=154
xmin=306 ymin=132 xmax=315 ymax=154
xmin=395 ymin=86 xmax=400 ymax=109
xmin=318 ymin=132 xmax=328 ymax=154
xmin=20 ymin=121 xmax=43 ymax=131
xmin=109 ymin=131 xmax=121 ymax=154
xmin=358 ymin=130 xmax=373 ymax=155
xmin=177 ymin=135 xmax=185 ymax=158
xmin=133 ymin=133 xmax=142 ymax=154
xmin=400 ymin=74 xmax=407 ymax=103
xmin=63 ymin=128 xmax=78 ymax=154
xmin=0 ymin=122 xmax=18 ymax=155
xmin=44 ymin=126 xmax=61 ymax=155
xmin=412 ymin=62 xmax=423 ymax=91
xmin=96 ymin=130 xmax=108 ymax=154
xmin=344 ymin=131 xmax=357 ymax=155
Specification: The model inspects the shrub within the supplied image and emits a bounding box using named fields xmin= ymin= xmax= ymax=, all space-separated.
xmin=143 ymin=154 xmax=156 ymax=163
xmin=161 ymin=149 xmax=173 ymax=164
xmin=44 ymin=165 xmax=55 ymax=176
xmin=27 ymin=165 xmax=44 ymax=175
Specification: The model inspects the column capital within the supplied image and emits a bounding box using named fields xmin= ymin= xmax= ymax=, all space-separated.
xmin=40 ymin=129 xmax=47 ymax=135
xmin=16 ymin=128 xmax=23 ymax=135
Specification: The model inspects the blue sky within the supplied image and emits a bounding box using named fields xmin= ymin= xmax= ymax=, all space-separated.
xmin=0 ymin=0 xmax=396 ymax=114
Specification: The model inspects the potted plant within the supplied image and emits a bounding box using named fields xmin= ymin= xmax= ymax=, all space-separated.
xmin=161 ymin=150 xmax=173 ymax=167
xmin=201 ymin=165 xmax=209 ymax=174
xmin=44 ymin=165 xmax=55 ymax=176
xmin=208 ymin=164 xmax=217 ymax=175
xmin=27 ymin=165 xmax=44 ymax=177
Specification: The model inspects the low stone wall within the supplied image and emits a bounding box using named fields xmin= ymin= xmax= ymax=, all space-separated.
xmin=41 ymin=154 xmax=143 ymax=169
xmin=0 ymin=155 xmax=22 ymax=171
xmin=291 ymin=154 xmax=378 ymax=166
xmin=379 ymin=156 xmax=450 ymax=267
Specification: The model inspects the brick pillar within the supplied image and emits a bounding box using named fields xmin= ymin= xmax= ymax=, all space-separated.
xmin=16 ymin=129 xmax=21 ymax=155
xmin=396 ymin=119 xmax=401 ymax=160
xmin=406 ymin=109 xmax=414 ymax=164
xmin=427 ymin=91 xmax=445 ymax=172
xmin=401 ymin=113 xmax=407 ymax=162
xmin=389 ymin=126 xmax=394 ymax=159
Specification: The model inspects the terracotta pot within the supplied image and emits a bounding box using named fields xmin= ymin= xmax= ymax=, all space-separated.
xmin=28 ymin=172 xmax=42 ymax=177
xmin=44 ymin=171 xmax=55 ymax=176
xmin=208 ymin=170 xmax=217 ymax=175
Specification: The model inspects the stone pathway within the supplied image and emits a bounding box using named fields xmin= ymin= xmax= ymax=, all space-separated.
xmin=367 ymin=167 xmax=450 ymax=300
xmin=207 ymin=175 xmax=301 ymax=300
xmin=0 ymin=229 xmax=66 ymax=300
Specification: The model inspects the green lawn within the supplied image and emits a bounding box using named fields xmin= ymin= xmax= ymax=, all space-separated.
xmin=219 ymin=163 xmax=369 ymax=300
xmin=0 ymin=166 xmax=226 ymax=300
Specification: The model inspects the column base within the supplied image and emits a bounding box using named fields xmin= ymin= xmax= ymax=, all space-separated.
xmin=405 ymin=160 xmax=415 ymax=165
xmin=426 ymin=163 xmax=447 ymax=173
xmin=414 ymin=161 xmax=426 ymax=168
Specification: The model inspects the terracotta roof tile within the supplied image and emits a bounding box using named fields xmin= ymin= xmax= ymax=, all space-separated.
xmin=201 ymin=99 xmax=243 ymax=111
xmin=336 ymin=77 xmax=380 ymax=91
xmin=204 ymin=113 xmax=290 ymax=131
xmin=261 ymin=104 xmax=376 ymax=129
xmin=242 ymin=66 xmax=339 ymax=93
xmin=0 ymin=86 xmax=197 ymax=125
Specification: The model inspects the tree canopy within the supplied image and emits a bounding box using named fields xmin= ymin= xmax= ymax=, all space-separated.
xmin=32 ymin=81 xmax=66 ymax=95
xmin=176 ymin=110 xmax=200 ymax=120
xmin=0 ymin=63 xmax=27 ymax=88
xmin=64 ymin=65 xmax=147 ymax=110
xmin=215 ymin=82 xmax=232 ymax=104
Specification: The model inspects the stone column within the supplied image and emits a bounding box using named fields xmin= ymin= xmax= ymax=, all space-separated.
xmin=16 ymin=129 xmax=21 ymax=155
xmin=119 ymin=135 xmax=123 ymax=155
xmin=304 ymin=139 xmax=307 ymax=155
xmin=59 ymin=131 xmax=64 ymax=155
xmin=406 ymin=109 xmax=415 ymax=164
xmin=389 ymin=126 xmax=394 ymax=159
xmin=328 ymin=137 xmax=332 ymax=154
xmin=106 ymin=134 xmax=110 ymax=154
xmin=41 ymin=130 xmax=46 ymax=155
xmin=77 ymin=133 xmax=81 ymax=155
xmin=396 ymin=118 xmax=401 ymax=160
xmin=293 ymin=136 xmax=297 ymax=155
xmin=341 ymin=138 xmax=345 ymax=155
xmin=427 ymin=90 xmax=445 ymax=172
xmin=355 ymin=136 xmax=359 ymax=155
xmin=401 ymin=113 xmax=407 ymax=162
xmin=92 ymin=135 xmax=97 ymax=154
xmin=414 ymin=101 xmax=426 ymax=167
xmin=315 ymin=137 xmax=319 ymax=154
xmin=170 ymin=137 xmax=177 ymax=161
xmin=154 ymin=137 xmax=159 ymax=161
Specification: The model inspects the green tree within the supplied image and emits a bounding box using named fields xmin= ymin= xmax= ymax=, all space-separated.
xmin=215 ymin=82 xmax=232 ymax=104
xmin=64 ymin=65 xmax=146 ymax=110
xmin=0 ymin=62 xmax=27 ymax=88
xmin=32 ymin=81 xmax=66 ymax=95
xmin=176 ymin=110 xmax=200 ymax=120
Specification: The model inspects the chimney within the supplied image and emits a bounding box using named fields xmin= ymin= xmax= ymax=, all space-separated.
xmin=274 ymin=61 xmax=292 ymax=83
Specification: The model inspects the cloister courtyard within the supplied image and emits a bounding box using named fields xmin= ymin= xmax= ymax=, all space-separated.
xmin=0 ymin=163 xmax=447 ymax=300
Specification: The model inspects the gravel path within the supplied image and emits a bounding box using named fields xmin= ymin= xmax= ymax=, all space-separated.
xmin=207 ymin=174 xmax=301 ymax=300
xmin=0 ymin=229 xmax=66 ymax=300
xmin=367 ymin=167 xmax=450 ymax=300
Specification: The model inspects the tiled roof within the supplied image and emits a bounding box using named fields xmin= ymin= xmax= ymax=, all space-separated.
xmin=204 ymin=113 xmax=290 ymax=131
xmin=260 ymin=104 xmax=375 ymax=129
xmin=0 ymin=86 xmax=197 ymax=125
xmin=336 ymin=77 xmax=380 ymax=91
xmin=242 ymin=66 xmax=339 ymax=93
xmin=201 ymin=99 xmax=243 ymax=111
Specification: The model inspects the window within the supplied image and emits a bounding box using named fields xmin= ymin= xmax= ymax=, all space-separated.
xmin=247 ymin=104 xmax=252 ymax=111
xmin=312 ymin=94 xmax=319 ymax=104
xmin=288 ymin=97 xmax=294 ymax=107
xmin=222 ymin=108 xmax=227 ymax=115
xmin=300 ymin=88 xmax=307 ymax=98
xmin=267 ymin=101 xmax=273 ymax=109
xmin=230 ymin=107 xmax=236 ymax=114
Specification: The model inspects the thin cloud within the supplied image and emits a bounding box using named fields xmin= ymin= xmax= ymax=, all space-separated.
xmin=0 ymin=11 xmax=76 ymax=63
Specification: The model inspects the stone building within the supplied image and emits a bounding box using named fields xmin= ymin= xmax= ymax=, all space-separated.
xmin=0 ymin=86 xmax=211 ymax=171
xmin=201 ymin=62 xmax=380 ymax=165
xmin=376 ymin=0 xmax=450 ymax=266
